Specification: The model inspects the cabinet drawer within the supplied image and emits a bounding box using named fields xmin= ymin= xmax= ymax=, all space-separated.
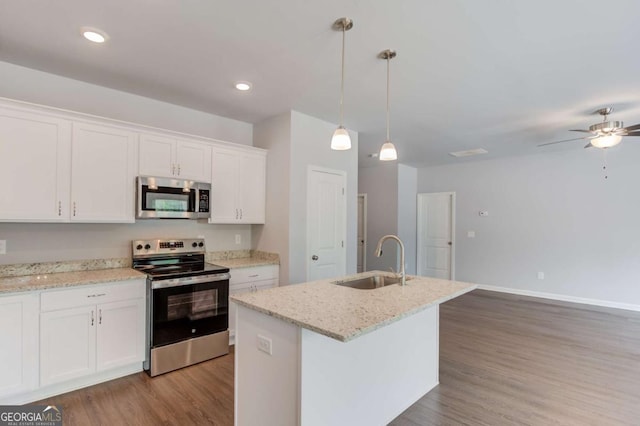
xmin=41 ymin=279 xmax=145 ymax=312
xmin=229 ymin=265 xmax=278 ymax=284
xmin=230 ymin=278 xmax=277 ymax=294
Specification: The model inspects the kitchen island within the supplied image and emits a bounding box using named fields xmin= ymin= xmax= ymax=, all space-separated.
xmin=231 ymin=270 xmax=476 ymax=426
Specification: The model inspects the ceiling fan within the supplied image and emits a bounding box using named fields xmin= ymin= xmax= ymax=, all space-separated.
xmin=539 ymin=107 xmax=640 ymax=149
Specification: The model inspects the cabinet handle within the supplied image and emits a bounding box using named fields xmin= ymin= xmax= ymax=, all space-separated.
xmin=73 ymin=202 xmax=77 ymax=217
xmin=177 ymin=164 xmax=181 ymax=175
xmin=172 ymin=164 xmax=176 ymax=175
xmin=58 ymin=201 xmax=62 ymax=216
xmin=240 ymin=209 xmax=243 ymax=219
xmin=87 ymin=293 xmax=106 ymax=298
xmin=99 ymin=309 xmax=102 ymax=325
xmin=249 ymin=274 xmax=259 ymax=278
xmin=91 ymin=310 xmax=94 ymax=326
xmin=235 ymin=209 xmax=239 ymax=219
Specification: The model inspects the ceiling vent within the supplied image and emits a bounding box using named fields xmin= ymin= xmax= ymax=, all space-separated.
xmin=448 ymin=148 xmax=488 ymax=158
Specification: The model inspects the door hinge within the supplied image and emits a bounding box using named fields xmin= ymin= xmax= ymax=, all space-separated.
xmin=342 ymin=188 xmax=345 ymax=195
xmin=342 ymin=240 xmax=344 ymax=248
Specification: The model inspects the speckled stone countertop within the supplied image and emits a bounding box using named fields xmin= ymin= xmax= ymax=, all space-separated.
xmin=206 ymin=250 xmax=279 ymax=269
xmin=231 ymin=270 xmax=476 ymax=342
xmin=0 ymin=268 xmax=146 ymax=294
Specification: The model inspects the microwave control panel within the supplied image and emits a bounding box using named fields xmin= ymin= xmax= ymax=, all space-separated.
xmin=199 ymin=189 xmax=210 ymax=212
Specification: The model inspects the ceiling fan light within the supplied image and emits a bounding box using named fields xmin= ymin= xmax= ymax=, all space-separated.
xmin=331 ymin=126 xmax=352 ymax=150
xmin=591 ymin=134 xmax=622 ymax=149
xmin=379 ymin=141 xmax=398 ymax=161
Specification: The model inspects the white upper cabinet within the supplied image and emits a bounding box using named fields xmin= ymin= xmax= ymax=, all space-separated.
xmin=0 ymin=107 xmax=71 ymax=222
xmin=71 ymin=122 xmax=138 ymax=222
xmin=210 ymin=146 xmax=266 ymax=224
xmin=139 ymin=133 xmax=211 ymax=182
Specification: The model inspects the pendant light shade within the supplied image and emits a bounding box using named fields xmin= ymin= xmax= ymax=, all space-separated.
xmin=331 ymin=17 xmax=353 ymax=151
xmin=331 ymin=126 xmax=351 ymax=150
xmin=379 ymin=49 xmax=398 ymax=161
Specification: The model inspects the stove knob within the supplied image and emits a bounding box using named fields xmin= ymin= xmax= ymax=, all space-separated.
xmin=136 ymin=244 xmax=143 ymax=250
xmin=198 ymin=242 xmax=204 ymax=247
xmin=144 ymin=244 xmax=151 ymax=250
xmin=192 ymin=242 xmax=198 ymax=248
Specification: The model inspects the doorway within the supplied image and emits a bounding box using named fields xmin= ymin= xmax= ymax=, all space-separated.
xmin=417 ymin=192 xmax=455 ymax=279
xmin=306 ymin=166 xmax=347 ymax=281
xmin=357 ymin=194 xmax=367 ymax=273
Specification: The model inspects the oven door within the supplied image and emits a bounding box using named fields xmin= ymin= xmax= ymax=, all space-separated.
xmin=151 ymin=276 xmax=229 ymax=348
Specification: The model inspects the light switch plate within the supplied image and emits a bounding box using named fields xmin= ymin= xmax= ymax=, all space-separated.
xmin=0 ymin=240 xmax=6 ymax=255
xmin=257 ymin=334 xmax=272 ymax=355
xmin=479 ymin=211 xmax=489 ymax=217
xmin=235 ymin=234 xmax=241 ymax=245
xmin=467 ymin=231 xmax=476 ymax=238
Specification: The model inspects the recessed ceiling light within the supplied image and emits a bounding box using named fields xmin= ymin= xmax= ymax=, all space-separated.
xmin=235 ymin=81 xmax=252 ymax=91
xmin=81 ymin=27 xmax=108 ymax=43
xmin=449 ymin=148 xmax=488 ymax=158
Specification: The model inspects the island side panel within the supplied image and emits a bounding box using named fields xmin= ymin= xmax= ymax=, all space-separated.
xmin=299 ymin=305 xmax=439 ymax=426
xmin=235 ymin=305 xmax=301 ymax=426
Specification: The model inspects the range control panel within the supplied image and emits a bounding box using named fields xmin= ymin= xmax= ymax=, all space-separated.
xmin=132 ymin=239 xmax=205 ymax=257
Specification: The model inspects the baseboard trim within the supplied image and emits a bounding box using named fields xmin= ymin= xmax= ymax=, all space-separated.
xmin=1 ymin=363 xmax=142 ymax=405
xmin=478 ymin=285 xmax=640 ymax=312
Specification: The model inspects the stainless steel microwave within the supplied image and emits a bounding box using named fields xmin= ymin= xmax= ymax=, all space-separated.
xmin=136 ymin=176 xmax=211 ymax=219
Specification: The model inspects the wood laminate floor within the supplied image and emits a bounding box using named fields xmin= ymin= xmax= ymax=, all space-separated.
xmin=38 ymin=290 xmax=640 ymax=425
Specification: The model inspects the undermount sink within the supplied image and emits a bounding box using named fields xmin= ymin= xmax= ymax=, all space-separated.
xmin=333 ymin=275 xmax=412 ymax=290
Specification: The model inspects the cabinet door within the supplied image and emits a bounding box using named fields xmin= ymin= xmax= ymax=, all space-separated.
xmin=71 ymin=122 xmax=137 ymax=222
xmin=40 ymin=306 xmax=96 ymax=386
xmin=96 ymin=298 xmax=145 ymax=371
xmin=139 ymin=133 xmax=175 ymax=177
xmin=176 ymin=140 xmax=212 ymax=182
xmin=0 ymin=107 xmax=71 ymax=221
xmin=210 ymin=148 xmax=240 ymax=223
xmin=238 ymin=152 xmax=266 ymax=224
xmin=0 ymin=293 xmax=39 ymax=399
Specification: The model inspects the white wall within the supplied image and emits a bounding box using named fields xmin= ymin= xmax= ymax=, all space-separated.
xmin=0 ymin=61 xmax=253 ymax=145
xmin=398 ymin=164 xmax=418 ymax=275
xmin=289 ymin=111 xmax=358 ymax=284
xmin=358 ymin=164 xmax=398 ymax=272
xmin=0 ymin=222 xmax=251 ymax=264
xmin=253 ymin=111 xmax=358 ymax=285
xmin=253 ymin=113 xmax=292 ymax=285
xmin=0 ymin=61 xmax=255 ymax=265
xmin=418 ymin=145 xmax=640 ymax=307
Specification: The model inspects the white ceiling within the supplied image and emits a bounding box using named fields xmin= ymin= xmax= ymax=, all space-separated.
xmin=2 ymin=0 xmax=640 ymax=167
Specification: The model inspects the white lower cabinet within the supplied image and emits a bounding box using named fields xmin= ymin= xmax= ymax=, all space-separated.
xmin=229 ymin=265 xmax=279 ymax=343
xmin=39 ymin=280 xmax=145 ymax=388
xmin=0 ymin=293 xmax=39 ymax=399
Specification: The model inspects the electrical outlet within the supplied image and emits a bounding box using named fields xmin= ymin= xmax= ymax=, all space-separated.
xmin=235 ymin=234 xmax=241 ymax=245
xmin=257 ymin=334 xmax=272 ymax=355
xmin=467 ymin=231 xmax=476 ymax=238
xmin=0 ymin=240 xmax=6 ymax=255
xmin=479 ymin=210 xmax=489 ymax=217
xmin=537 ymin=271 xmax=545 ymax=280
xmin=197 ymin=235 xmax=205 ymax=239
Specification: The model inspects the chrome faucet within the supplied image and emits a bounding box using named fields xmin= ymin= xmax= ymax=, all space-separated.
xmin=374 ymin=235 xmax=406 ymax=286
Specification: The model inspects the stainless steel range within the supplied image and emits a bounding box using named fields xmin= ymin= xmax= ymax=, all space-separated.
xmin=132 ymin=238 xmax=230 ymax=376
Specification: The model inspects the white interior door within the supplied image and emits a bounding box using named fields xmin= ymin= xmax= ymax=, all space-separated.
xmin=357 ymin=194 xmax=367 ymax=273
xmin=307 ymin=167 xmax=346 ymax=281
xmin=417 ymin=192 xmax=455 ymax=279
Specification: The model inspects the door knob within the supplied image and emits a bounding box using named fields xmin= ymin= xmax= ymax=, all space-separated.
xmin=311 ymin=255 xmax=319 ymax=261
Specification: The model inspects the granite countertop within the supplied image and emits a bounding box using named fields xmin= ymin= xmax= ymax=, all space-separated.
xmin=231 ymin=270 xmax=476 ymax=342
xmin=206 ymin=250 xmax=279 ymax=269
xmin=0 ymin=268 xmax=146 ymax=294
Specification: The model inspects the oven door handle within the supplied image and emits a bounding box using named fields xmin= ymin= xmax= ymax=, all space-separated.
xmin=151 ymin=272 xmax=230 ymax=289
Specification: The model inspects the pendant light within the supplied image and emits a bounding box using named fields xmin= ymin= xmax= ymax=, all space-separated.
xmin=379 ymin=49 xmax=398 ymax=161
xmin=331 ymin=17 xmax=353 ymax=151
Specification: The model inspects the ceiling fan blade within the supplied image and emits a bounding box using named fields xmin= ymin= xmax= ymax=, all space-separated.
xmin=584 ymin=142 xmax=593 ymax=149
xmin=623 ymin=131 xmax=640 ymax=136
xmin=623 ymin=123 xmax=640 ymax=132
xmin=538 ymin=136 xmax=589 ymax=147
xmin=569 ymin=129 xmax=593 ymax=133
